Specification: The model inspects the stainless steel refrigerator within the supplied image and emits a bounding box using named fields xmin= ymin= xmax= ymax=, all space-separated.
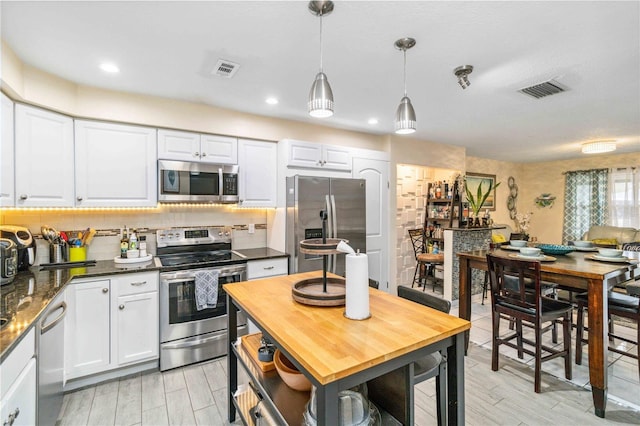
xmin=286 ymin=176 xmax=366 ymax=276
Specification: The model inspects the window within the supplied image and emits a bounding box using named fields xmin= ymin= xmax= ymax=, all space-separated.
xmin=562 ymin=169 xmax=608 ymax=243
xmin=608 ymin=167 xmax=639 ymax=228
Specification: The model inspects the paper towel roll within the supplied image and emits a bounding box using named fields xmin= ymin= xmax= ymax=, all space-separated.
xmin=345 ymin=252 xmax=370 ymax=320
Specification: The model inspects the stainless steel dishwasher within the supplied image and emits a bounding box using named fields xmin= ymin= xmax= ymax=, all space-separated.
xmin=36 ymin=292 xmax=66 ymax=425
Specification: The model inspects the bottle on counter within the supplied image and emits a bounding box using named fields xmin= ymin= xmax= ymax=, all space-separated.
xmin=433 ymin=242 xmax=439 ymax=254
xmin=139 ymin=236 xmax=147 ymax=257
xmin=120 ymin=227 xmax=129 ymax=258
xmin=129 ymin=229 xmax=138 ymax=250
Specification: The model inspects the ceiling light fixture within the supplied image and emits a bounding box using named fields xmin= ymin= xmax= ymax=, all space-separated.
xmin=581 ymin=140 xmax=616 ymax=154
xmin=308 ymin=1 xmax=334 ymax=118
xmin=99 ymin=62 xmax=119 ymax=73
xmin=265 ymin=97 xmax=279 ymax=105
xmin=394 ymin=37 xmax=417 ymax=135
xmin=454 ymin=65 xmax=473 ymax=89
xmin=367 ymin=118 xmax=379 ymax=125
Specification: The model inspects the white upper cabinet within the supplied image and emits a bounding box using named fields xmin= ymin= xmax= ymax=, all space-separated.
xmin=284 ymin=139 xmax=351 ymax=171
xmin=15 ymin=104 xmax=74 ymax=207
xmin=158 ymin=129 xmax=237 ymax=164
xmin=1 ymin=94 xmax=15 ymax=206
xmin=238 ymin=139 xmax=277 ymax=207
xmin=75 ymin=121 xmax=157 ymax=207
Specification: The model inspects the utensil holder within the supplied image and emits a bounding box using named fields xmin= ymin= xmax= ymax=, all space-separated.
xmin=49 ymin=243 xmax=68 ymax=264
xmin=69 ymin=246 xmax=87 ymax=262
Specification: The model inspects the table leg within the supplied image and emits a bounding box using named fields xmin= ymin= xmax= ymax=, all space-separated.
xmin=447 ymin=333 xmax=465 ymax=425
xmin=227 ymin=295 xmax=238 ymax=423
xmin=458 ymin=257 xmax=472 ymax=353
xmin=588 ymin=279 xmax=608 ymax=418
xmin=316 ymin=382 xmax=339 ymax=426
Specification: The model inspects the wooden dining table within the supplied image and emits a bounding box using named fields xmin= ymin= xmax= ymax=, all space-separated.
xmin=457 ymin=247 xmax=639 ymax=418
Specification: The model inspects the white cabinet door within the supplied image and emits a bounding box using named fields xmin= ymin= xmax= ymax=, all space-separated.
xmin=115 ymin=291 xmax=159 ymax=365
xmin=14 ymin=104 xmax=74 ymax=207
xmin=200 ymin=134 xmax=237 ymax=164
xmin=287 ymin=139 xmax=323 ymax=168
xmin=158 ymin=129 xmax=200 ymax=161
xmin=238 ymin=139 xmax=277 ymax=207
xmin=65 ymin=279 xmax=111 ymax=380
xmin=75 ymin=120 xmax=157 ymax=207
xmin=322 ymin=145 xmax=351 ymax=171
xmin=0 ymin=94 xmax=14 ymax=206
xmin=0 ymin=358 xmax=36 ymax=426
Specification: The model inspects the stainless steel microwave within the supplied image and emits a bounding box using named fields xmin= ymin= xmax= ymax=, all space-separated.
xmin=158 ymin=160 xmax=239 ymax=203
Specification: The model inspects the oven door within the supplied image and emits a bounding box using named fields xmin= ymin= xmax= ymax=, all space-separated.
xmin=159 ymin=264 xmax=247 ymax=344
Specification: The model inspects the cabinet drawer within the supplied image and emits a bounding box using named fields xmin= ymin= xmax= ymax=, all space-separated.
xmin=1 ymin=328 xmax=35 ymax=399
xmin=247 ymin=258 xmax=288 ymax=280
xmin=115 ymin=272 xmax=159 ymax=297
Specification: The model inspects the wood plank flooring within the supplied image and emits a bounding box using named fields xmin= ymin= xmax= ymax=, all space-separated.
xmin=58 ymin=294 xmax=640 ymax=425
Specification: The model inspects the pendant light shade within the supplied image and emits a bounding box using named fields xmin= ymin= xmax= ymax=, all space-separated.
xmin=394 ymin=38 xmax=416 ymax=135
xmin=308 ymin=71 xmax=334 ymax=118
xmin=308 ymin=1 xmax=334 ymax=118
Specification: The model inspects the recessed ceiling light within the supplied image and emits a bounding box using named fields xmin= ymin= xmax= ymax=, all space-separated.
xmin=99 ymin=63 xmax=120 ymax=73
xmin=367 ymin=118 xmax=379 ymax=125
xmin=265 ymin=97 xmax=279 ymax=105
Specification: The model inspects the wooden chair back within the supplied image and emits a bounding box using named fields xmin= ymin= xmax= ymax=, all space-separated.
xmin=397 ymin=285 xmax=451 ymax=314
xmin=408 ymin=228 xmax=426 ymax=259
xmin=486 ymin=254 xmax=543 ymax=316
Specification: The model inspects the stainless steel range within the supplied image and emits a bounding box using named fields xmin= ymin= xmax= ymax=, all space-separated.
xmin=155 ymin=226 xmax=248 ymax=371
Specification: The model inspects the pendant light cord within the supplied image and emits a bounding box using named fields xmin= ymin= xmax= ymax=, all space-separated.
xmin=403 ymin=48 xmax=407 ymax=97
xmin=319 ymin=13 xmax=324 ymax=72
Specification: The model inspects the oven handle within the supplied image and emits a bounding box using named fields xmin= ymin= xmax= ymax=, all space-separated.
xmin=163 ymin=334 xmax=224 ymax=349
xmin=161 ymin=271 xmax=243 ymax=285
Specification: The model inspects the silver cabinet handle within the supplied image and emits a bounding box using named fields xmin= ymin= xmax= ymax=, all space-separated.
xmin=263 ymin=266 xmax=274 ymax=270
xmin=201 ymin=152 xmax=207 ymax=157
xmin=41 ymin=301 xmax=67 ymax=334
xmin=19 ymin=194 xmax=27 ymax=200
xmin=77 ymin=196 xmax=83 ymax=201
xmin=4 ymin=407 xmax=20 ymax=426
xmin=102 ymin=288 xmax=109 ymax=293
xmin=119 ymin=304 xmax=125 ymax=310
xmin=194 ymin=152 xmax=199 ymax=157
xmin=130 ymin=281 xmax=147 ymax=286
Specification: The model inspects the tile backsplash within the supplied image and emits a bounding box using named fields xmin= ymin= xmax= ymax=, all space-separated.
xmin=1 ymin=205 xmax=270 ymax=264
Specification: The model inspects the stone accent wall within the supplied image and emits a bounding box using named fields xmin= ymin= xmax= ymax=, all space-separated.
xmin=450 ymin=229 xmax=492 ymax=299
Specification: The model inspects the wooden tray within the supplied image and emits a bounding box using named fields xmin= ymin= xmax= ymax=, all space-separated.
xmin=241 ymin=333 xmax=275 ymax=372
xmin=291 ymin=276 xmax=346 ymax=306
xmin=299 ymin=238 xmax=348 ymax=255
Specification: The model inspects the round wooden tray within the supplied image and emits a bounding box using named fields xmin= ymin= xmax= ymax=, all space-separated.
xmin=291 ymin=276 xmax=346 ymax=306
xmin=299 ymin=238 xmax=348 ymax=255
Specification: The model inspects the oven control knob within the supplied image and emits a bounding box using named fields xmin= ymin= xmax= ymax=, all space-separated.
xmin=218 ymin=232 xmax=223 ymax=236
xmin=224 ymin=231 xmax=230 ymax=236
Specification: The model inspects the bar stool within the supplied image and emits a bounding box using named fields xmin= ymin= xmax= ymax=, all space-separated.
xmin=408 ymin=229 xmax=444 ymax=291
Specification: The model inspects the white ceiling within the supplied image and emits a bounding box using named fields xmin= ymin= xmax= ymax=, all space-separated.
xmin=2 ymin=1 xmax=639 ymax=162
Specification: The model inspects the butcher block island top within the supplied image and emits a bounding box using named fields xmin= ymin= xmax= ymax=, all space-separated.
xmin=224 ymin=271 xmax=471 ymax=385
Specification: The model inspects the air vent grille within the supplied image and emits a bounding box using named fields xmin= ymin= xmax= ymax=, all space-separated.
xmin=212 ymin=59 xmax=239 ymax=78
xmin=518 ymin=80 xmax=566 ymax=99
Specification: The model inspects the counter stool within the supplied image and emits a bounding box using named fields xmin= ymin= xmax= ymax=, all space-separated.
xmin=575 ymin=290 xmax=640 ymax=380
xmin=409 ymin=229 xmax=443 ymax=291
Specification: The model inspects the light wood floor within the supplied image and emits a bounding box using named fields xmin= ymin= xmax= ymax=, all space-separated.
xmin=58 ymin=294 xmax=640 ymax=425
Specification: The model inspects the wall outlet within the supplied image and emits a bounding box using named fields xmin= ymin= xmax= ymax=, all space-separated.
xmin=248 ymin=224 xmax=255 ymax=234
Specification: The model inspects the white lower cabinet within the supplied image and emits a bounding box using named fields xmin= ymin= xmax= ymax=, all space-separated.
xmin=65 ymin=272 xmax=159 ymax=381
xmin=0 ymin=329 xmax=36 ymax=426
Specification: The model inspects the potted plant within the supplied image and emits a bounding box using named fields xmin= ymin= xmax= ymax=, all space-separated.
xmin=464 ymin=178 xmax=500 ymax=227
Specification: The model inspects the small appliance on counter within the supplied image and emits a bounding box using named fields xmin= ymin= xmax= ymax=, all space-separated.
xmin=0 ymin=238 xmax=18 ymax=285
xmin=0 ymin=225 xmax=36 ymax=271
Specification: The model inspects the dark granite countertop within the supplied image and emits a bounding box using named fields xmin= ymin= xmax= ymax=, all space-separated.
xmin=0 ymin=248 xmax=287 ymax=362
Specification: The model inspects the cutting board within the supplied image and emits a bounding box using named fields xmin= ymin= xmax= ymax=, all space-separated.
xmin=241 ymin=332 xmax=275 ymax=372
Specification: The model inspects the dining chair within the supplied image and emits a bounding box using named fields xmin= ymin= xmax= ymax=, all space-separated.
xmin=397 ymin=285 xmax=451 ymax=425
xmin=486 ymin=254 xmax=573 ymax=393
xmin=407 ymin=228 xmax=444 ymax=291
xmin=575 ymin=284 xmax=640 ymax=380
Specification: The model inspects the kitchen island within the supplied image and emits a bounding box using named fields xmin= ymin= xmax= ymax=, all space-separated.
xmin=225 ymin=271 xmax=471 ymax=425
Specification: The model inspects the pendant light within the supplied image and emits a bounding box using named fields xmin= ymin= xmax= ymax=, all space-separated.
xmin=308 ymin=1 xmax=334 ymax=118
xmin=394 ymin=38 xmax=417 ymax=134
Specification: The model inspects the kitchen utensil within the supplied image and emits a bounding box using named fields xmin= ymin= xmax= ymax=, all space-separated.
xmin=80 ymin=227 xmax=91 ymax=246
xmin=41 ymin=225 xmax=51 ymax=242
xmin=273 ymin=349 xmax=311 ymax=391
xmin=84 ymin=228 xmax=96 ymax=246
xmin=60 ymin=231 xmax=68 ymax=242
xmin=0 ymin=238 xmax=18 ymax=285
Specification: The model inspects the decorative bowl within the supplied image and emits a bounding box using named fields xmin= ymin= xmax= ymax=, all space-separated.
xmin=273 ymin=349 xmax=312 ymax=391
xmin=597 ymin=248 xmax=623 ymax=258
xmin=510 ymin=240 xmax=527 ymax=247
xmin=537 ymin=244 xmax=575 ymax=255
xmin=519 ymin=247 xmax=541 ymax=257
xmin=573 ymin=240 xmax=594 ymax=248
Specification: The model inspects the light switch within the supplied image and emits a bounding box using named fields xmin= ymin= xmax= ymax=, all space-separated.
xmin=248 ymin=224 xmax=255 ymax=234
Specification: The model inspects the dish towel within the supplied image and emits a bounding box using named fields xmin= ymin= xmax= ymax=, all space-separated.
xmin=195 ymin=269 xmax=220 ymax=311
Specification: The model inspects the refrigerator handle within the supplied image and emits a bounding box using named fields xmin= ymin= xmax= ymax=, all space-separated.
xmin=325 ymin=195 xmax=333 ymax=272
xmin=330 ymin=194 xmax=338 ymax=273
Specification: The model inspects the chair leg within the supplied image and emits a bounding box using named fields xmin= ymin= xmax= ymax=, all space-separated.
xmin=534 ymin=320 xmax=543 ymax=393
xmin=563 ymin=313 xmax=572 ymax=380
xmin=481 ymin=271 xmax=488 ymax=305
xmin=516 ymin=319 xmax=524 ymax=359
xmin=435 ymin=359 xmax=447 ymax=426
xmin=412 ymin=263 xmax=419 ymax=288
xmin=637 ymin=324 xmax=640 ymax=383
xmin=576 ymin=302 xmax=585 ymax=365
xmin=552 ymin=320 xmax=558 ymax=344
xmin=492 ymin=312 xmax=500 ymax=371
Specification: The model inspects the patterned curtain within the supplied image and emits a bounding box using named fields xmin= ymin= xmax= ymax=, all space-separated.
xmin=562 ymin=169 xmax=608 ymax=243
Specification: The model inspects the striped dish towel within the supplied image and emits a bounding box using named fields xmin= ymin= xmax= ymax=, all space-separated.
xmin=195 ymin=269 xmax=220 ymax=311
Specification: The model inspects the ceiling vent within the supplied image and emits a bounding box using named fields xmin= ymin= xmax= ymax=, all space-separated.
xmin=212 ymin=59 xmax=239 ymax=78
xmin=518 ymin=79 xmax=567 ymax=99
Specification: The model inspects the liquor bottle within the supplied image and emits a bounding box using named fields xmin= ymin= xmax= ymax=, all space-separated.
xmin=444 ymin=181 xmax=449 ymax=198
xmin=435 ymin=181 xmax=442 ymax=199
xmin=120 ymin=227 xmax=129 ymax=258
